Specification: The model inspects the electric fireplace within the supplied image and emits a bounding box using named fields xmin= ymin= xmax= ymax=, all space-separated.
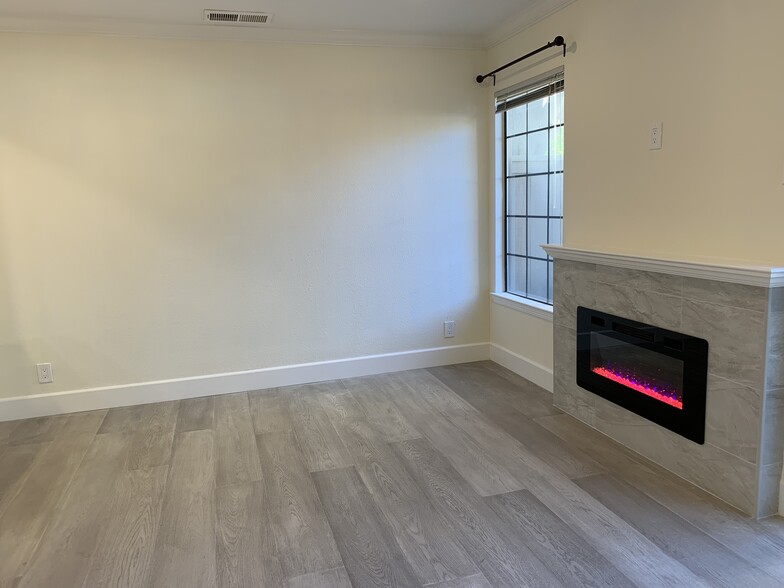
xmin=576 ymin=306 xmax=709 ymax=444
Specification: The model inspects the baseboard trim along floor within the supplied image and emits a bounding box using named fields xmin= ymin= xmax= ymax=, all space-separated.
xmin=490 ymin=344 xmax=554 ymax=393
xmin=0 ymin=343 xmax=496 ymax=422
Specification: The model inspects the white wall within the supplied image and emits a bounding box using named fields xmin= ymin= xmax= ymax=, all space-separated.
xmin=487 ymin=0 xmax=784 ymax=371
xmin=7 ymin=0 xmax=780 ymax=402
xmin=0 ymin=33 xmax=489 ymax=399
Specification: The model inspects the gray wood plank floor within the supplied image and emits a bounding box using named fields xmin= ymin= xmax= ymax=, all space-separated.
xmin=2 ymin=360 xmax=784 ymax=587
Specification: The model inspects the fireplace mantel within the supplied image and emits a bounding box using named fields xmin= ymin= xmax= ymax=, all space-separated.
xmin=550 ymin=253 xmax=784 ymax=517
xmin=542 ymin=245 xmax=784 ymax=288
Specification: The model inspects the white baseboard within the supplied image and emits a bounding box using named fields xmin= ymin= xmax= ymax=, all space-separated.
xmin=490 ymin=344 xmax=554 ymax=392
xmin=0 ymin=343 xmax=491 ymax=422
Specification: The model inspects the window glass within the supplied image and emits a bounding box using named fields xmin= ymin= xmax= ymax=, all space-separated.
xmin=500 ymin=77 xmax=563 ymax=305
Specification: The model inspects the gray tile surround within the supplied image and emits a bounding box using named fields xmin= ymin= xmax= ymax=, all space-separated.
xmin=769 ymin=287 xmax=784 ymax=313
xmin=553 ymin=259 xmax=784 ymax=517
xmin=552 ymin=323 xmax=595 ymax=425
xmin=766 ymin=310 xmax=784 ymax=390
xmin=705 ymin=374 xmax=761 ymax=464
xmin=682 ymin=277 xmax=770 ymax=313
xmin=761 ymin=389 xmax=784 ymax=466
xmin=682 ymin=300 xmax=766 ymax=389
xmin=592 ymin=280 xmax=683 ymax=332
xmin=759 ymin=462 xmax=784 ymax=518
xmin=592 ymin=393 xmax=759 ymax=513
xmin=595 ymin=265 xmax=684 ymax=297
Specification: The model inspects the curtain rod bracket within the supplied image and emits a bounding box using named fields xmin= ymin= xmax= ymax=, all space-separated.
xmin=476 ymin=35 xmax=566 ymax=84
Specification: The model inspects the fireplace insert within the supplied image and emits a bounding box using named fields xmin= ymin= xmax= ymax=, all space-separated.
xmin=576 ymin=306 xmax=708 ymax=443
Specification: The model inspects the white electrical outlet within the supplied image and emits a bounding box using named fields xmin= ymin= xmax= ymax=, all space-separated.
xmin=36 ymin=363 xmax=53 ymax=384
xmin=444 ymin=321 xmax=455 ymax=338
xmin=649 ymin=122 xmax=663 ymax=150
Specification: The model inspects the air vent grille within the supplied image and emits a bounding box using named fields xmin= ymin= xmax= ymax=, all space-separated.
xmin=238 ymin=13 xmax=268 ymax=23
xmin=204 ymin=10 xmax=273 ymax=26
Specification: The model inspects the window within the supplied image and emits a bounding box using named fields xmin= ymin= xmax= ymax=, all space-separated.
xmin=496 ymin=70 xmax=564 ymax=305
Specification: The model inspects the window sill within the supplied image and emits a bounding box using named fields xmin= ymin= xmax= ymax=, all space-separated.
xmin=491 ymin=292 xmax=554 ymax=322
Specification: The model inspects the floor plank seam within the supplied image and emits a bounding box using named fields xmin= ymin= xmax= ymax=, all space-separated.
xmin=4 ymin=363 xmax=784 ymax=588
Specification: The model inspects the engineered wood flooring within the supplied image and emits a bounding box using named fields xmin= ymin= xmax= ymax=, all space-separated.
xmin=176 ymin=396 xmax=215 ymax=433
xmin=312 ymin=467 xmax=420 ymax=587
xmin=149 ymin=429 xmax=217 ymax=588
xmin=17 ymin=433 xmax=131 ymax=588
xmin=2 ymin=361 xmax=784 ymax=587
xmin=215 ymin=480 xmax=284 ymax=588
xmin=256 ymin=430 xmax=343 ymax=579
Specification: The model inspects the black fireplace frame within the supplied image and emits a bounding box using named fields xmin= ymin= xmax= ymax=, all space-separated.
xmin=576 ymin=306 xmax=709 ymax=444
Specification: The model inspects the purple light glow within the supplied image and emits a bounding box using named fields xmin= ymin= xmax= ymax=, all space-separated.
xmin=592 ymin=366 xmax=683 ymax=409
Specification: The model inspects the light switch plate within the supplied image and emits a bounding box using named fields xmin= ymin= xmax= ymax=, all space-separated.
xmin=649 ymin=122 xmax=663 ymax=150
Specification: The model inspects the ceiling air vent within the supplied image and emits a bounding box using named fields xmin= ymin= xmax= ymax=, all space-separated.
xmin=204 ymin=10 xmax=273 ymax=26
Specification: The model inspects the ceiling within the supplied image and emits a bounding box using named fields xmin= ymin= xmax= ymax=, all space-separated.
xmin=0 ymin=0 xmax=574 ymax=48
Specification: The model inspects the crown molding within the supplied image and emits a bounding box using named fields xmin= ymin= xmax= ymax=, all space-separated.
xmin=0 ymin=0 xmax=578 ymax=51
xmin=542 ymin=245 xmax=784 ymax=289
xmin=0 ymin=16 xmax=483 ymax=49
xmin=484 ymin=0 xmax=577 ymax=49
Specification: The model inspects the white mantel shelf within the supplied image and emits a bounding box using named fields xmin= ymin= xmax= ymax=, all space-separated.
xmin=542 ymin=245 xmax=784 ymax=289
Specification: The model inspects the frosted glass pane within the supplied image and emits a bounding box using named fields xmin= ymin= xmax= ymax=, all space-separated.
xmin=527 ymin=130 xmax=549 ymax=174
xmin=551 ymin=126 xmax=564 ymax=172
xmin=527 ymin=175 xmax=548 ymax=216
xmin=506 ymin=104 xmax=526 ymax=136
xmin=528 ymin=259 xmax=548 ymax=302
xmin=528 ymin=97 xmax=549 ymax=131
xmin=506 ymin=219 xmax=526 ymax=256
xmin=549 ymin=218 xmax=563 ymax=250
xmin=550 ymin=91 xmax=564 ymax=125
xmin=506 ymin=136 xmax=526 ymax=175
xmin=495 ymin=113 xmax=504 ymax=181
xmin=528 ymin=218 xmax=548 ymax=260
xmin=506 ymin=256 xmax=526 ymax=295
xmin=507 ymin=178 xmax=526 ymax=215
xmin=548 ymin=261 xmax=554 ymax=303
xmin=549 ymin=173 xmax=563 ymax=216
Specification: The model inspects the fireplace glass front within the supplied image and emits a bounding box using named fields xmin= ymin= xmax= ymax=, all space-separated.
xmin=576 ymin=307 xmax=708 ymax=443
xmin=590 ymin=331 xmax=684 ymax=409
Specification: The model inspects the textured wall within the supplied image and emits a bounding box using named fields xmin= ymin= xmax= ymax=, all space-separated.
xmin=0 ymin=34 xmax=489 ymax=398
xmin=488 ymin=0 xmax=784 ymax=265
xmin=487 ymin=0 xmax=784 ymax=370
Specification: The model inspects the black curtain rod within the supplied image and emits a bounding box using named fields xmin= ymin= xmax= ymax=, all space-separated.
xmin=476 ymin=35 xmax=566 ymax=85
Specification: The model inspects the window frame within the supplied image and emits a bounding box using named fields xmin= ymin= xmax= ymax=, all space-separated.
xmin=492 ymin=68 xmax=564 ymax=317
